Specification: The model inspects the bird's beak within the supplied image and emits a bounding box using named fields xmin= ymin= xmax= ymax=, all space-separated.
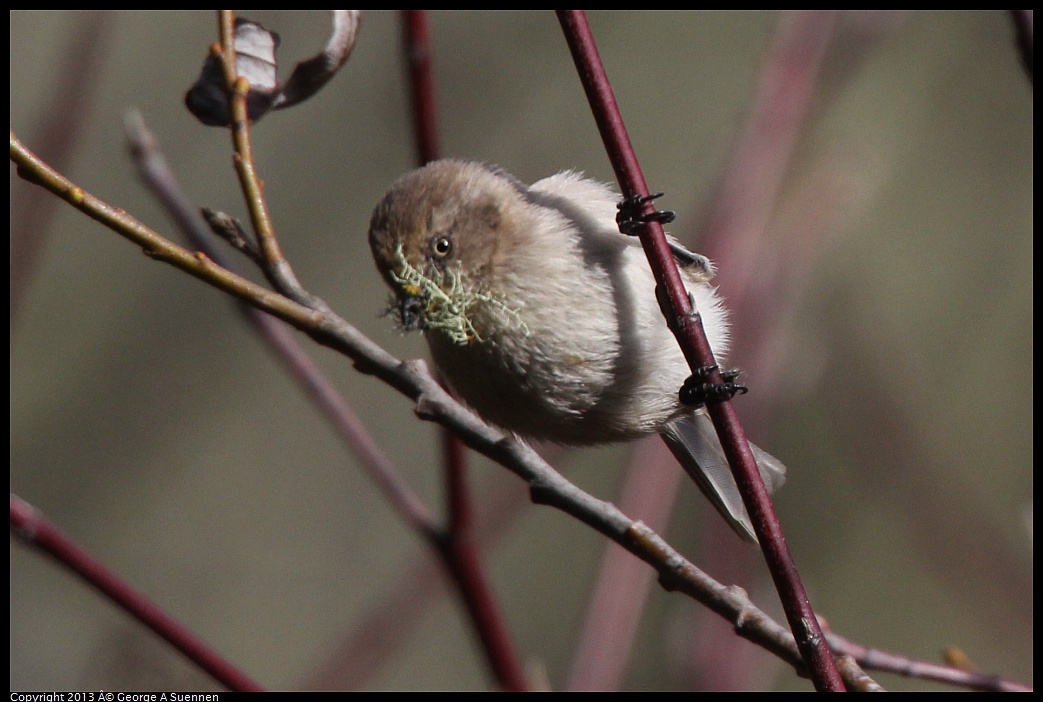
xmin=398 ymin=289 xmax=427 ymax=331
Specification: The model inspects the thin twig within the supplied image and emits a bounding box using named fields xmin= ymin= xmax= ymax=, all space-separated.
xmin=827 ymin=632 xmax=1031 ymax=693
xmin=12 ymin=113 xmax=1028 ymax=694
xmin=10 ymin=494 xmax=265 ymax=692
xmin=400 ymin=10 xmax=529 ymax=690
xmin=8 ymin=127 xmax=806 ymax=678
xmin=200 ymin=208 xmax=265 ymax=266
xmin=123 ymin=111 xmax=439 ymax=539
xmin=554 ymin=10 xmax=844 ymax=692
xmin=13 ymin=131 xmax=325 ymax=331
xmin=215 ymin=10 xmax=313 ymax=304
xmin=836 ymin=656 xmax=886 ymax=693
xmin=433 ymin=506 xmax=530 ymax=692
xmin=438 ymin=428 xmax=530 ymax=691
xmin=129 ymin=101 xmax=529 ymax=688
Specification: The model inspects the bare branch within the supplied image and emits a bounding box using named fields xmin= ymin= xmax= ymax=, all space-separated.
xmin=827 ymin=632 xmax=1031 ymax=692
xmin=122 ymin=111 xmax=439 ymax=539
xmin=8 ymin=129 xmax=845 ymax=686
xmin=397 ymin=10 xmax=530 ymax=690
xmin=301 ymin=475 xmax=530 ymax=690
xmin=10 ymin=494 xmax=265 ymax=692
xmin=555 ymin=10 xmax=844 ymax=691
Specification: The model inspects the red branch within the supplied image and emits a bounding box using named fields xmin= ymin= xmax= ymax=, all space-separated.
xmin=555 ymin=10 xmax=843 ymax=692
xmin=402 ymin=10 xmax=440 ymax=165
xmin=10 ymin=494 xmax=265 ymax=692
xmin=401 ymin=10 xmax=530 ymax=692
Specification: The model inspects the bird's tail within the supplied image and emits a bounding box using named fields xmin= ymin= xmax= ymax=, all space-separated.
xmin=661 ymin=411 xmax=787 ymax=544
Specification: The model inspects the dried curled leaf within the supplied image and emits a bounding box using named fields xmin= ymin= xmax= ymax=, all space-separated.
xmin=185 ymin=11 xmax=360 ymax=126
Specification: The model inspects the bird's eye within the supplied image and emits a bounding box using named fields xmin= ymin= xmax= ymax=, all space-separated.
xmin=432 ymin=237 xmax=453 ymax=257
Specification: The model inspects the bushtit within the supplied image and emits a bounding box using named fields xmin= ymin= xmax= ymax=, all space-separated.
xmin=369 ymin=159 xmax=785 ymax=542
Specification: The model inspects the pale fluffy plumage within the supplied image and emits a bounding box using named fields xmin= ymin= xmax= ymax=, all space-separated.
xmin=369 ymin=160 xmax=784 ymax=542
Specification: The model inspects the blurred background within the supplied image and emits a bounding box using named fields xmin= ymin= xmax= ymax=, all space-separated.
xmin=11 ymin=11 xmax=1032 ymax=691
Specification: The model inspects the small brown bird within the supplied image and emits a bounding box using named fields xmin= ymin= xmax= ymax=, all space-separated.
xmin=369 ymin=159 xmax=785 ymax=542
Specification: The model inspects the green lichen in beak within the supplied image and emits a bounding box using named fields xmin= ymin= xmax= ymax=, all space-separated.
xmin=388 ymin=244 xmax=528 ymax=346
